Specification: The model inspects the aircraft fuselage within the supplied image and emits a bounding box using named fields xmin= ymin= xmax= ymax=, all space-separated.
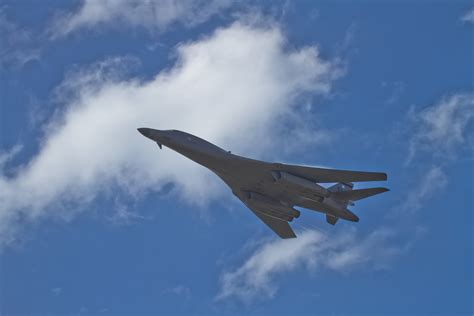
xmin=137 ymin=128 xmax=359 ymax=222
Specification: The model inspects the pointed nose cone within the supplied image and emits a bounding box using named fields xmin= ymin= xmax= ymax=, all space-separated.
xmin=137 ymin=127 xmax=153 ymax=139
xmin=137 ymin=128 xmax=168 ymax=148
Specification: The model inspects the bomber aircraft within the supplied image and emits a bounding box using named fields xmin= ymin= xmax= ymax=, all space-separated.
xmin=138 ymin=128 xmax=388 ymax=238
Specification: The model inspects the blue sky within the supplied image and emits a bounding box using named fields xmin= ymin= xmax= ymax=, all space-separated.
xmin=0 ymin=1 xmax=473 ymax=315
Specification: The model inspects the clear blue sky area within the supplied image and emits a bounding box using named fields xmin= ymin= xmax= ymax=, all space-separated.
xmin=0 ymin=1 xmax=472 ymax=315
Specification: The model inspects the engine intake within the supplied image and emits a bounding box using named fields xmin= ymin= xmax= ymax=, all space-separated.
xmin=244 ymin=191 xmax=300 ymax=220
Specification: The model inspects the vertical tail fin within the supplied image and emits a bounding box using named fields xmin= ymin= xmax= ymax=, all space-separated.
xmin=325 ymin=183 xmax=354 ymax=225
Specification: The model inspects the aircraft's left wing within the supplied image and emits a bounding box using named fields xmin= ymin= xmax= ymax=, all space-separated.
xmin=249 ymin=208 xmax=296 ymax=239
xmin=231 ymin=189 xmax=296 ymax=239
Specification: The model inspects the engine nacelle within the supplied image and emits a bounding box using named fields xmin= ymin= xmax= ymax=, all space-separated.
xmin=245 ymin=191 xmax=300 ymax=219
xmin=254 ymin=208 xmax=293 ymax=222
xmin=271 ymin=171 xmax=329 ymax=198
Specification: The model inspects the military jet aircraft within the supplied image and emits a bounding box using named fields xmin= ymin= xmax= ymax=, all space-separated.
xmin=138 ymin=128 xmax=388 ymax=238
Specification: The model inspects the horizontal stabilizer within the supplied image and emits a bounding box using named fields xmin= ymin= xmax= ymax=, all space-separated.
xmin=326 ymin=214 xmax=339 ymax=225
xmin=331 ymin=187 xmax=389 ymax=201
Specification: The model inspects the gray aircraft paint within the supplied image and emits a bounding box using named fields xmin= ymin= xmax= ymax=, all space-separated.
xmin=138 ymin=128 xmax=389 ymax=238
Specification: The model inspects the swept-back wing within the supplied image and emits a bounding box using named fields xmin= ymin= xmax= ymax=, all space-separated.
xmin=273 ymin=163 xmax=387 ymax=183
xmin=230 ymin=189 xmax=296 ymax=239
xmin=250 ymin=208 xmax=296 ymax=239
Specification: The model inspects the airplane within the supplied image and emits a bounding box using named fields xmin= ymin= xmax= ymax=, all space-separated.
xmin=137 ymin=128 xmax=389 ymax=238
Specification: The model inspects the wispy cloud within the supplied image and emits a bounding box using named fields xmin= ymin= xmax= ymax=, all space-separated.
xmin=407 ymin=93 xmax=474 ymax=163
xmin=399 ymin=165 xmax=448 ymax=213
xmin=162 ymin=285 xmax=192 ymax=300
xmin=461 ymin=8 xmax=474 ymax=24
xmin=0 ymin=145 xmax=23 ymax=172
xmin=0 ymin=9 xmax=41 ymax=68
xmin=0 ymin=21 xmax=341 ymax=247
xmin=217 ymin=227 xmax=404 ymax=303
xmin=382 ymin=81 xmax=406 ymax=105
xmin=50 ymin=0 xmax=232 ymax=38
xmin=51 ymin=287 xmax=63 ymax=296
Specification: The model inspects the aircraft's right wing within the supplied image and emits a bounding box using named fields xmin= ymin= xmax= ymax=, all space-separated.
xmin=249 ymin=208 xmax=296 ymax=239
xmin=273 ymin=163 xmax=387 ymax=183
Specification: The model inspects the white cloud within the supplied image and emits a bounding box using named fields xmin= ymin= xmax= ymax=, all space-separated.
xmin=216 ymin=228 xmax=403 ymax=303
xmin=0 ymin=21 xmax=340 ymax=247
xmin=461 ymin=8 xmax=474 ymax=24
xmin=50 ymin=0 xmax=232 ymax=38
xmin=0 ymin=145 xmax=23 ymax=172
xmin=407 ymin=93 xmax=474 ymax=162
